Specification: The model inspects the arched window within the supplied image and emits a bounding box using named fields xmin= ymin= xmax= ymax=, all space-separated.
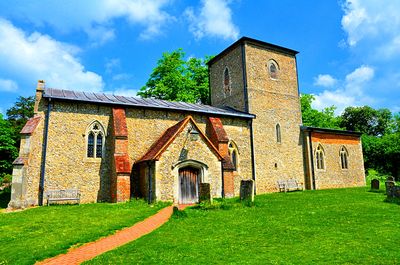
xmin=268 ymin=60 xmax=279 ymax=79
xmin=276 ymin=124 xmax=281 ymax=143
xmin=340 ymin=146 xmax=348 ymax=169
xmin=223 ymin=67 xmax=231 ymax=96
xmin=315 ymin=144 xmax=325 ymax=170
xmin=86 ymin=121 xmax=105 ymax=158
xmin=228 ymin=141 xmax=239 ymax=171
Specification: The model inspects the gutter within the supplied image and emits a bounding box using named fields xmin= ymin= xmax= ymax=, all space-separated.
xmin=308 ymin=131 xmax=316 ymax=190
xmin=147 ymin=161 xmax=153 ymax=204
xmin=39 ymin=98 xmax=52 ymax=206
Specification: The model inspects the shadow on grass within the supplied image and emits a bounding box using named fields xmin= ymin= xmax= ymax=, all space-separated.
xmin=0 ymin=188 xmax=11 ymax=209
xmin=384 ymin=197 xmax=400 ymax=205
xmin=368 ymin=188 xmax=386 ymax=194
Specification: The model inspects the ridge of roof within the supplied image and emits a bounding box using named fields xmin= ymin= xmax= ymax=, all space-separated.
xmin=208 ymin=36 xmax=299 ymax=66
xmin=138 ymin=116 xmax=223 ymax=163
xmin=301 ymin=126 xmax=362 ymax=136
xmin=43 ymin=88 xmax=255 ymax=119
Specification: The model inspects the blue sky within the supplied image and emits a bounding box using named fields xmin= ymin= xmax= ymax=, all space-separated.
xmin=0 ymin=0 xmax=399 ymax=115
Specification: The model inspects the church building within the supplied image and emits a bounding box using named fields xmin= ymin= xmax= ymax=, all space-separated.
xmin=8 ymin=37 xmax=366 ymax=209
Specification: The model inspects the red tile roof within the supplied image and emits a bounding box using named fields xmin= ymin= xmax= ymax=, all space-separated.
xmin=138 ymin=116 xmax=223 ymax=162
xmin=20 ymin=116 xmax=41 ymax=134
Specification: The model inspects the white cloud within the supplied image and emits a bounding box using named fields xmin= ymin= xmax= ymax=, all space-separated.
xmin=105 ymin=58 xmax=121 ymax=74
xmin=185 ymin=0 xmax=239 ymax=40
xmin=112 ymin=73 xmax=132 ymax=81
xmin=312 ymin=65 xmax=375 ymax=114
xmin=0 ymin=0 xmax=174 ymax=43
xmin=0 ymin=19 xmax=104 ymax=92
xmin=314 ymin=74 xmax=337 ymax=87
xmin=341 ymin=0 xmax=400 ymax=57
xmin=0 ymin=78 xmax=18 ymax=92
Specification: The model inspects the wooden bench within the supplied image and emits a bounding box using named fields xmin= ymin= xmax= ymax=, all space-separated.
xmin=277 ymin=179 xmax=303 ymax=192
xmin=46 ymin=189 xmax=81 ymax=206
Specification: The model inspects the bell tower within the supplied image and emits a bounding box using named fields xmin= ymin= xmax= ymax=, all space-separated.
xmin=208 ymin=37 xmax=305 ymax=193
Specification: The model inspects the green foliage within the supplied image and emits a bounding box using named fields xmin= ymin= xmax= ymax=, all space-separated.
xmin=6 ymin=96 xmax=34 ymax=138
xmin=0 ymin=114 xmax=18 ymax=178
xmin=86 ymin=188 xmax=400 ymax=264
xmin=138 ymin=49 xmax=211 ymax=104
xmin=0 ymin=200 xmax=169 ymax=264
xmin=300 ymin=94 xmax=342 ymax=129
xmin=340 ymin=106 xmax=392 ymax=136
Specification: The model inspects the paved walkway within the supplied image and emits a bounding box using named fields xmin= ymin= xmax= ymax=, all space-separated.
xmin=37 ymin=205 xmax=181 ymax=265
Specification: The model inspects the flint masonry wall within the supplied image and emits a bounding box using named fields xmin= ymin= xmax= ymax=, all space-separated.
xmin=44 ymin=101 xmax=113 ymax=203
xmin=125 ymin=109 xmax=252 ymax=197
xmin=155 ymin=122 xmax=222 ymax=202
xmin=25 ymin=100 xmax=252 ymax=204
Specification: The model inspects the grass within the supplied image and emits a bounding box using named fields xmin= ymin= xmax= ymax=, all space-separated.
xmin=86 ymin=187 xmax=400 ymax=265
xmin=0 ymin=200 xmax=169 ymax=265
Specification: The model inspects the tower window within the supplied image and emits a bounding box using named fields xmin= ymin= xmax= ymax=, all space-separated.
xmin=86 ymin=121 xmax=105 ymax=158
xmin=268 ymin=60 xmax=279 ymax=79
xmin=276 ymin=124 xmax=281 ymax=143
xmin=315 ymin=144 xmax=325 ymax=170
xmin=228 ymin=140 xmax=239 ymax=171
xmin=223 ymin=67 xmax=231 ymax=96
xmin=340 ymin=146 xmax=348 ymax=169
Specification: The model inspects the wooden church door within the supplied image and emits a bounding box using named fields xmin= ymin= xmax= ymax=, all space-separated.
xmin=179 ymin=167 xmax=199 ymax=204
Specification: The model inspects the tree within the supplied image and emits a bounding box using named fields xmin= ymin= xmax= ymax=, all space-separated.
xmin=0 ymin=114 xmax=18 ymax=179
xmin=6 ymin=96 xmax=34 ymax=146
xmin=300 ymin=94 xmax=342 ymax=129
xmin=340 ymin=106 xmax=392 ymax=136
xmin=138 ymin=49 xmax=211 ymax=104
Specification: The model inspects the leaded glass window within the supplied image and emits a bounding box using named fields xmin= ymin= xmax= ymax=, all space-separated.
xmin=86 ymin=121 xmax=105 ymax=159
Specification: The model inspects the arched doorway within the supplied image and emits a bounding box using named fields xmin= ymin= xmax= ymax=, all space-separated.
xmin=179 ymin=166 xmax=200 ymax=204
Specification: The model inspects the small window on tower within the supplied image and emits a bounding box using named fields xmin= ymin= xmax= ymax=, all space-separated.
xmin=223 ymin=67 xmax=231 ymax=96
xmin=268 ymin=60 xmax=279 ymax=79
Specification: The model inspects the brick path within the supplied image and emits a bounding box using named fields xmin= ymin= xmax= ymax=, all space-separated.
xmin=37 ymin=205 xmax=179 ymax=265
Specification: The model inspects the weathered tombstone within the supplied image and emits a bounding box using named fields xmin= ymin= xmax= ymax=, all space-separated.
xmin=199 ymin=183 xmax=212 ymax=203
xmin=385 ymin=180 xmax=396 ymax=197
xmin=371 ymin=179 xmax=380 ymax=190
xmin=387 ymin=176 xmax=395 ymax=181
xmin=240 ymin=179 xmax=254 ymax=202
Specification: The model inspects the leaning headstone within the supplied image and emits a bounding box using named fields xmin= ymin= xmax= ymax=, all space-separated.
xmin=199 ymin=183 xmax=212 ymax=203
xmin=371 ymin=179 xmax=380 ymax=190
xmin=385 ymin=180 xmax=396 ymax=197
xmin=240 ymin=180 xmax=254 ymax=202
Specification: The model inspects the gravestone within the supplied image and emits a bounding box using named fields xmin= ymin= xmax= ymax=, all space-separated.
xmin=199 ymin=183 xmax=212 ymax=203
xmin=387 ymin=176 xmax=395 ymax=181
xmin=240 ymin=180 xmax=254 ymax=202
xmin=371 ymin=179 xmax=380 ymax=190
xmin=385 ymin=180 xmax=396 ymax=197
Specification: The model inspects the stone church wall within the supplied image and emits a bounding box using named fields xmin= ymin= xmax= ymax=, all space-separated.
xmin=125 ymin=109 xmax=252 ymax=197
xmin=26 ymin=101 xmax=252 ymax=204
xmin=43 ymin=101 xmax=113 ymax=204
xmin=209 ymin=45 xmax=246 ymax=111
xmin=244 ymin=43 xmax=305 ymax=193
xmin=155 ymin=122 xmax=222 ymax=202
xmin=310 ymin=133 xmax=365 ymax=189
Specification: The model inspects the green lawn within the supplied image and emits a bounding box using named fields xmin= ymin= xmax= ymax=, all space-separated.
xmin=86 ymin=188 xmax=400 ymax=265
xmin=0 ymin=200 xmax=168 ymax=265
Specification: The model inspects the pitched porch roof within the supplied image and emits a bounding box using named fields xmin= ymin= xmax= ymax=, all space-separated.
xmin=138 ymin=116 xmax=223 ymax=162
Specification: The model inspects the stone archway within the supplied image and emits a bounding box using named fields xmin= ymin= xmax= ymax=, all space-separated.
xmin=172 ymin=160 xmax=208 ymax=204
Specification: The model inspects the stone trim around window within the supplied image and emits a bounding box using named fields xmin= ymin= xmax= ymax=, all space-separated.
xmin=85 ymin=120 xmax=105 ymax=161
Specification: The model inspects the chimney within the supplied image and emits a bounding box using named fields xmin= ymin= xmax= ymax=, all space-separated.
xmin=34 ymin=80 xmax=45 ymax=114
